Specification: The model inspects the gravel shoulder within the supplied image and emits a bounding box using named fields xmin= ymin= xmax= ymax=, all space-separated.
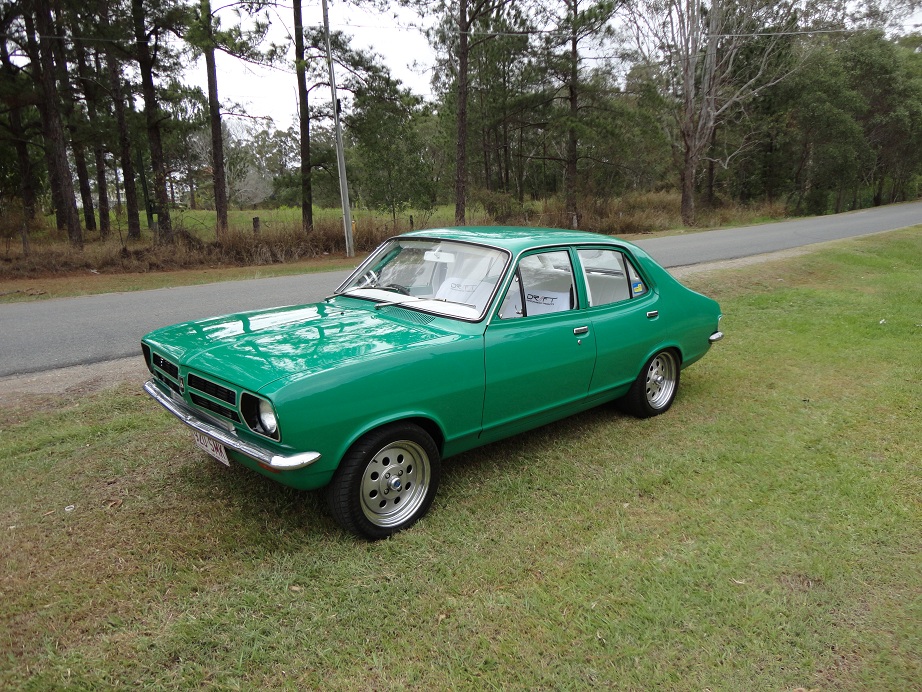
xmin=0 ymin=248 xmax=808 ymax=407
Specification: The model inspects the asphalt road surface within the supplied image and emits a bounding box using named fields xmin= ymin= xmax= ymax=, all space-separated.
xmin=2 ymin=201 xmax=920 ymax=377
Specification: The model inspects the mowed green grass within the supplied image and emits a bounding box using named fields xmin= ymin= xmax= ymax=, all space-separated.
xmin=1 ymin=229 xmax=920 ymax=689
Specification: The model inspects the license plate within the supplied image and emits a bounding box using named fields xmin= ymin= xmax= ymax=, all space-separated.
xmin=193 ymin=431 xmax=230 ymax=466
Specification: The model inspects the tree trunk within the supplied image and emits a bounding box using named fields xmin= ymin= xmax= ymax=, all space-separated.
xmin=680 ymin=148 xmax=696 ymax=226
xmin=75 ymin=41 xmax=110 ymax=238
xmin=106 ymin=50 xmax=142 ymax=240
xmin=293 ymin=0 xmax=313 ymax=233
xmin=201 ymin=0 xmax=228 ymax=240
xmin=0 ymin=40 xmax=38 ymax=224
xmin=565 ymin=5 xmax=579 ymax=228
xmin=113 ymin=163 xmax=122 ymax=215
xmin=454 ymin=0 xmax=469 ymax=225
xmin=73 ymin=146 xmax=97 ymax=232
xmin=515 ymin=127 xmax=525 ymax=203
xmin=33 ymin=0 xmax=83 ymax=246
xmin=92 ymin=144 xmax=110 ymax=238
xmin=9 ymin=103 xmax=37 ymax=219
xmin=132 ymin=0 xmax=173 ymax=243
xmin=873 ymin=169 xmax=884 ymax=207
xmin=49 ymin=1 xmax=96 ymax=233
xmin=23 ymin=9 xmax=68 ymax=233
xmin=187 ymin=166 xmax=197 ymax=209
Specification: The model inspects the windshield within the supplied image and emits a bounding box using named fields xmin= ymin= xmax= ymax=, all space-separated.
xmin=336 ymin=238 xmax=509 ymax=321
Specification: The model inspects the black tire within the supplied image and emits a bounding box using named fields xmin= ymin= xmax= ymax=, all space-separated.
xmin=326 ymin=423 xmax=440 ymax=540
xmin=620 ymin=349 xmax=681 ymax=419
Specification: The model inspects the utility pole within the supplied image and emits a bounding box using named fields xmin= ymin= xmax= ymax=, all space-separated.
xmin=322 ymin=0 xmax=354 ymax=257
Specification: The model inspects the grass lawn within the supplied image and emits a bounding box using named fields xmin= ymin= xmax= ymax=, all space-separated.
xmin=1 ymin=229 xmax=919 ymax=689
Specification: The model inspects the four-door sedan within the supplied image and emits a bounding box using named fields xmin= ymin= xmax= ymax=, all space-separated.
xmin=142 ymin=227 xmax=723 ymax=539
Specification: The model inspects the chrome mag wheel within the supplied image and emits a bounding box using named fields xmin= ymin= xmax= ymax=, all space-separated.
xmin=359 ymin=439 xmax=432 ymax=528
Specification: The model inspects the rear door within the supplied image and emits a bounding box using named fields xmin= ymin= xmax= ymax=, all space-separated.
xmin=575 ymin=247 xmax=662 ymax=394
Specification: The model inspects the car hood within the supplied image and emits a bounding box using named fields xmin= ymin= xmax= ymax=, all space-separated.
xmin=143 ymin=301 xmax=456 ymax=392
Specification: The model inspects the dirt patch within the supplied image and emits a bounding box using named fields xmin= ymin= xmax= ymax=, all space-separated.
xmin=0 ymin=357 xmax=149 ymax=409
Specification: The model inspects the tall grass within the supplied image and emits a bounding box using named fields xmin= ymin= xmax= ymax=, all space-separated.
xmin=2 ymin=195 xmax=789 ymax=279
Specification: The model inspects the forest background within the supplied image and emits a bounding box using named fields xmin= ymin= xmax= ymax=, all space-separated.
xmin=2 ymin=0 xmax=922 ymax=273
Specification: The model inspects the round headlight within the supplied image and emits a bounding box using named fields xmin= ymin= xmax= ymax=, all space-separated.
xmin=258 ymin=399 xmax=278 ymax=435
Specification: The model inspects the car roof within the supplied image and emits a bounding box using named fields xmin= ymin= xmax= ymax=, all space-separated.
xmin=399 ymin=226 xmax=637 ymax=256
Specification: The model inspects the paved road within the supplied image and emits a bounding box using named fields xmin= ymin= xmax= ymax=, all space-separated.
xmin=2 ymin=201 xmax=920 ymax=377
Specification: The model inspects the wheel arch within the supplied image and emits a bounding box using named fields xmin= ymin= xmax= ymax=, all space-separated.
xmin=340 ymin=413 xmax=447 ymax=463
xmin=642 ymin=342 xmax=684 ymax=373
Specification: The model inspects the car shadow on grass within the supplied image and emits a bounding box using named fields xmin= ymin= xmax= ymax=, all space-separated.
xmin=169 ymin=401 xmax=643 ymax=546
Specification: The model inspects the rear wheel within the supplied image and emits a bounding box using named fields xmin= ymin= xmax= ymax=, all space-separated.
xmin=327 ymin=423 xmax=440 ymax=540
xmin=621 ymin=349 xmax=680 ymax=418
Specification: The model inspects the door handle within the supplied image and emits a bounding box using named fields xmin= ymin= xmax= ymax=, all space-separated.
xmin=573 ymin=326 xmax=589 ymax=335
xmin=646 ymin=311 xmax=659 ymax=319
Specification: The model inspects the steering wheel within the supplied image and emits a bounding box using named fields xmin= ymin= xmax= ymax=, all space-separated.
xmin=358 ymin=270 xmax=379 ymax=288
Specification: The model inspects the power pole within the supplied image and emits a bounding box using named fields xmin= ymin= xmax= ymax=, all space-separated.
xmin=322 ymin=0 xmax=354 ymax=257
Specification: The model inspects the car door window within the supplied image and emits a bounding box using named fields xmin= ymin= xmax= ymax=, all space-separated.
xmin=498 ymin=250 xmax=576 ymax=318
xmin=577 ymin=248 xmax=647 ymax=307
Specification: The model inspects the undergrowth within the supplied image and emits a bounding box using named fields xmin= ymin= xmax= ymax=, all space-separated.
xmin=1 ymin=193 xmax=790 ymax=279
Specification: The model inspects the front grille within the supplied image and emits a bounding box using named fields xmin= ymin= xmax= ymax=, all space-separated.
xmin=155 ymin=371 xmax=181 ymax=395
xmin=187 ymin=373 xmax=236 ymax=405
xmin=152 ymin=353 xmax=179 ymax=379
xmin=190 ymin=393 xmax=241 ymax=422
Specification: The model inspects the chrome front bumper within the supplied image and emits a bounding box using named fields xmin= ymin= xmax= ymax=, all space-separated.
xmin=709 ymin=331 xmax=724 ymax=344
xmin=143 ymin=379 xmax=322 ymax=471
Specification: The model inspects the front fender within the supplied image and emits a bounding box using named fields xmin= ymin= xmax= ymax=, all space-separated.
xmin=263 ymin=333 xmax=485 ymax=481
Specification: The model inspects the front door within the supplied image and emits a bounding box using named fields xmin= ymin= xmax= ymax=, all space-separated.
xmin=482 ymin=249 xmax=596 ymax=438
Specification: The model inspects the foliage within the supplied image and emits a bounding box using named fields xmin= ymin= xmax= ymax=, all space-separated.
xmin=348 ymin=77 xmax=436 ymax=225
xmin=2 ymin=0 xmax=922 ymax=252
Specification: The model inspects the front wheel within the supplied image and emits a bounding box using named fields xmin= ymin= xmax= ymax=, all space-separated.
xmin=620 ymin=349 xmax=680 ymax=418
xmin=327 ymin=423 xmax=440 ymax=540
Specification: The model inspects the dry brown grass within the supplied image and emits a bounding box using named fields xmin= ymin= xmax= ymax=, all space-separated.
xmin=2 ymin=195 xmax=790 ymax=281
xmin=1 ymin=219 xmax=392 ymax=280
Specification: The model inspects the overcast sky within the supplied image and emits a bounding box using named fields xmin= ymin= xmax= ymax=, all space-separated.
xmin=188 ymin=2 xmax=437 ymax=131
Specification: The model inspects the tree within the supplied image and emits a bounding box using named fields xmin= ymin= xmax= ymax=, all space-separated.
xmin=348 ymin=76 xmax=435 ymax=226
xmin=841 ymin=30 xmax=922 ymax=205
xmin=187 ymin=0 xmax=271 ymax=239
xmin=534 ymin=0 xmax=620 ymax=226
xmin=103 ymin=28 xmax=143 ymax=240
xmin=131 ymin=0 xmax=185 ymax=243
xmin=625 ymin=0 xmax=806 ymax=225
xmin=411 ymin=0 xmax=517 ymax=224
xmin=32 ymin=0 xmax=82 ymax=245
xmin=292 ymin=0 xmax=313 ymax=232
xmin=72 ymin=28 xmax=111 ymax=238
xmin=0 ymin=12 xmax=41 ymax=237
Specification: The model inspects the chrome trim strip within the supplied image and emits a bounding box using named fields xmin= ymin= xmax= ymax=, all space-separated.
xmin=144 ymin=380 xmax=321 ymax=471
xmin=709 ymin=331 xmax=724 ymax=343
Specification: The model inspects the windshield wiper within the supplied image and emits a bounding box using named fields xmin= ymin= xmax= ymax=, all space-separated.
xmin=326 ymin=287 xmax=373 ymax=301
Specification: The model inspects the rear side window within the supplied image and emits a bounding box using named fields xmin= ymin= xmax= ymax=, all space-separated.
xmin=577 ymin=248 xmax=648 ymax=307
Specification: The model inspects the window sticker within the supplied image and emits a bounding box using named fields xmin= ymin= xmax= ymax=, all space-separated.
xmin=524 ymin=291 xmax=569 ymax=314
xmin=626 ymin=260 xmax=648 ymax=297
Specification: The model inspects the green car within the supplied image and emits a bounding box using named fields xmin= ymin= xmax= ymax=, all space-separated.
xmin=142 ymin=227 xmax=723 ymax=539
